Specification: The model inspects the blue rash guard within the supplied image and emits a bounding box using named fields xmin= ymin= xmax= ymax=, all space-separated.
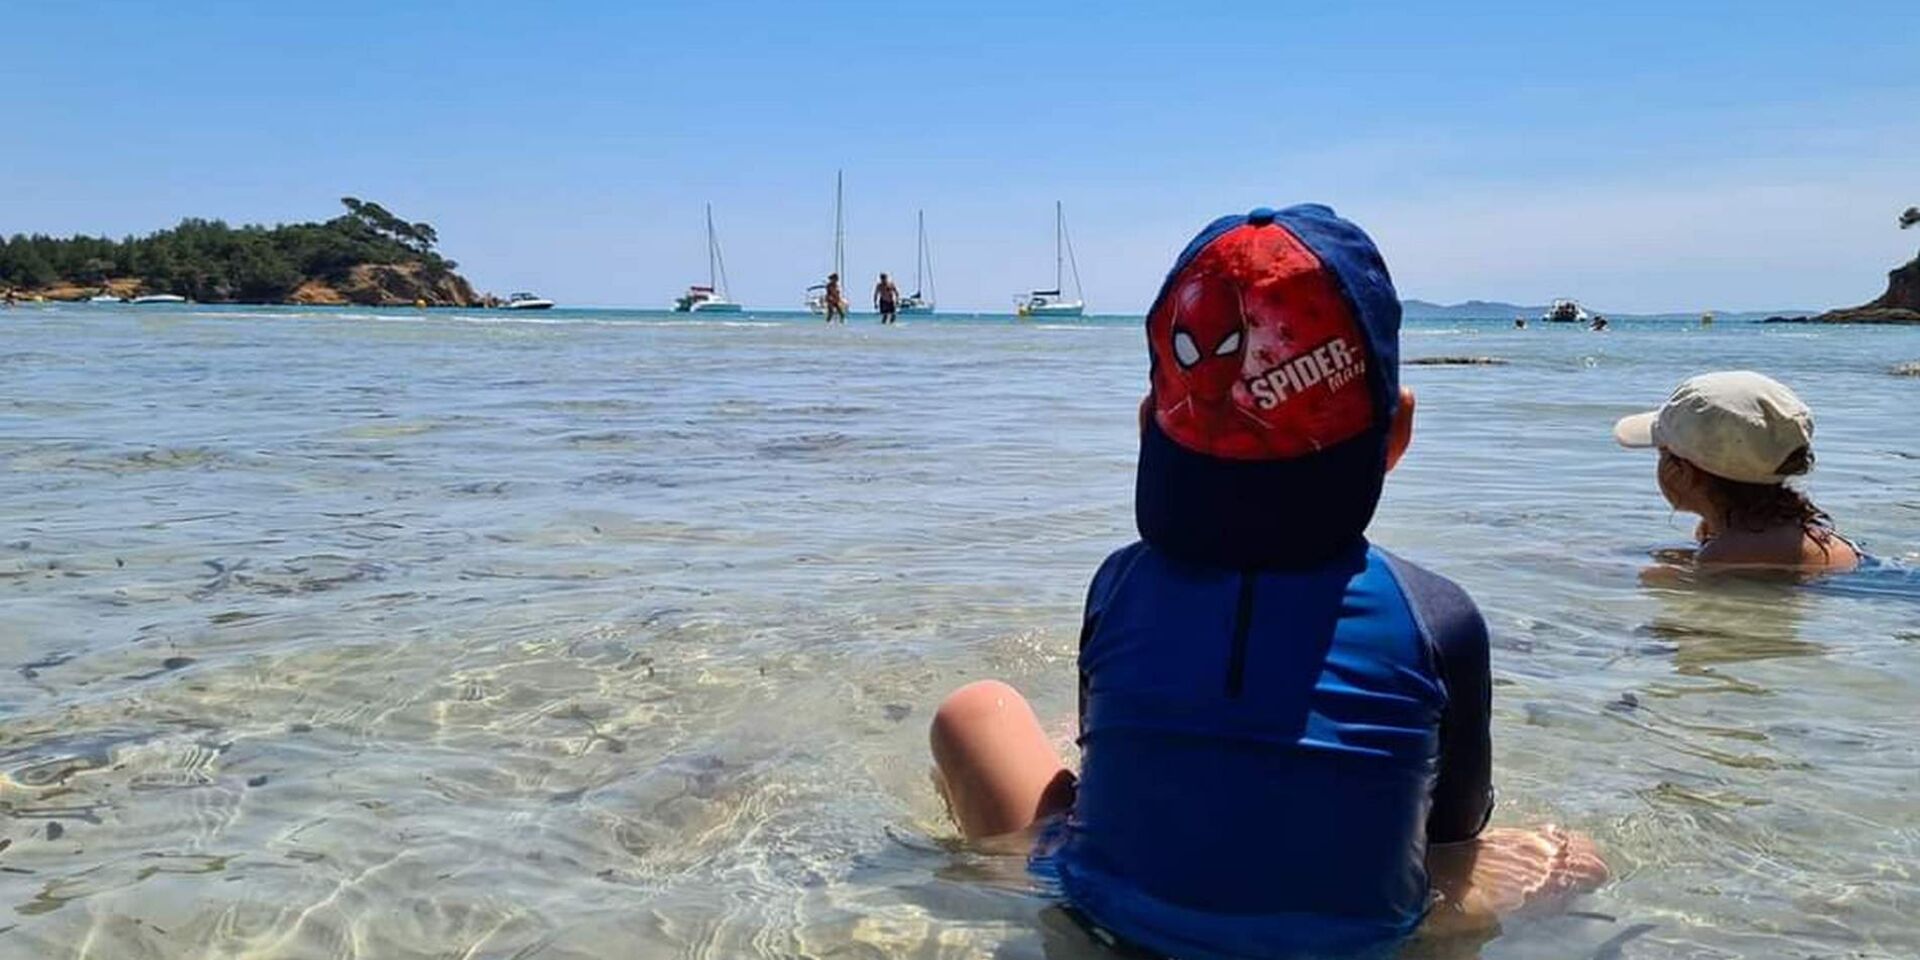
xmin=1041 ymin=539 xmax=1494 ymax=959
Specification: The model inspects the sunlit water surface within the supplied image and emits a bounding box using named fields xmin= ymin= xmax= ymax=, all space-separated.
xmin=2 ymin=304 xmax=1917 ymax=959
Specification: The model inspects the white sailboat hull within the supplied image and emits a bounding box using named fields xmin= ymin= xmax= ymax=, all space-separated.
xmin=804 ymin=287 xmax=831 ymax=314
xmin=1019 ymin=301 xmax=1084 ymax=318
xmin=686 ymin=299 xmax=743 ymax=313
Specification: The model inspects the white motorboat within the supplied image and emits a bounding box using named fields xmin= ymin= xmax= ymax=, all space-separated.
xmin=1015 ymin=201 xmax=1085 ymax=318
xmin=805 ymin=170 xmax=847 ymax=316
xmin=1541 ymin=299 xmax=1593 ymax=324
xmin=898 ymin=210 xmax=936 ymax=315
xmin=129 ymin=294 xmax=188 ymax=304
xmin=88 ymin=293 xmax=126 ymax=303
xmin=501 ymin=292 xmax=555 ymax=310
xmin=673 ymin=204 xmax=744 ymax=313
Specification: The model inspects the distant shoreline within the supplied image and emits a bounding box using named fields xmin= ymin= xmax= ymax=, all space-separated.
xmin=12 ymin=299 xmax=1905 ymax=325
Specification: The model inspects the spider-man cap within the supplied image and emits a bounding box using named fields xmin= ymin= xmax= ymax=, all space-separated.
xmin=1136 ymin=204 xmax=1402 ymax=569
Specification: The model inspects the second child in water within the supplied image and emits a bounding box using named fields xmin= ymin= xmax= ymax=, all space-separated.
xmin=930 ymin=205 xmax=1607 ymax=958
xmin=1614 ymin=371 xmax=1858 ymax=573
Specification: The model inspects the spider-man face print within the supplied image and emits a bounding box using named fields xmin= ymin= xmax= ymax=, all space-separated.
xmin=1167 ymin=272 xmax=1246 ymax=403
xmin=1147 ymin=221 xmax=1376 ymax=461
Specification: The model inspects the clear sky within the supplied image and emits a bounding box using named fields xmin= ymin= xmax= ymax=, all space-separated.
xmin=4 ymin=2 xmax=1915 ymax=313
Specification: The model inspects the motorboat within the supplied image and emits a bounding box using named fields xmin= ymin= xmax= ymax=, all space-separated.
xmin=1541 ymin=299 xmax=1593 ymax=324
xmin=129 ymin=294 xmax=188 ymax=304
xmin=1015 ymin=201 xmax=1085 ymax=318
xmin=672 ymin=204 xmax=744 ymax=313
xmin=88 ymin=293 xmax=126 ymax=303
xmin=501 ymin=292 xmax=555 ymax=310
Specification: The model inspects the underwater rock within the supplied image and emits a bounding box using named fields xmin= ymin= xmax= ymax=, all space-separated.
xmin=1405 ymin=356 xmax=1511 ymax=366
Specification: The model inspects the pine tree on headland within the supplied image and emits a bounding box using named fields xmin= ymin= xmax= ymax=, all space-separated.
xmin=339 ymin=197 xmax=441 ymax=255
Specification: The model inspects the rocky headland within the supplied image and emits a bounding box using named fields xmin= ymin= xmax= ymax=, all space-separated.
xmin=1768 ymin=216 xmax=1920 ymax=324
xmin=2 ymin=198 xmax=485 ymax=307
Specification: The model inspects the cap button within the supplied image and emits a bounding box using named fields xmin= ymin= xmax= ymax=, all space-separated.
xmin=1247 ymin=207 xmax=1276 ymax=226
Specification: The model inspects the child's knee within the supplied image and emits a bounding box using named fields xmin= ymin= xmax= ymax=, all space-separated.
xmin=931 ymin=680 xmax=1028 ymax=747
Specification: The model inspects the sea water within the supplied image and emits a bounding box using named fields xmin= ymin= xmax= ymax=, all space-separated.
xmin=1 ymin=303 xmax=1917 ymax=959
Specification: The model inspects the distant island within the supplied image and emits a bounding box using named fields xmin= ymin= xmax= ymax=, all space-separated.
xmin=1400 ymin=299 xmax=1545 ymax=320
xmin=0 ymin=198 xmax=483 ymax=306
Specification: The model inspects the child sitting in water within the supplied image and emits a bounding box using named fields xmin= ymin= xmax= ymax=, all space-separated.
xmin=1614 ymin=371 xmax=1858 ymax=573
xmin=929 ymin=205 xmax=1608 ymax=958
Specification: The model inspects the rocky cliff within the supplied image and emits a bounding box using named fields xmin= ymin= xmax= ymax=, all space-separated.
xmin=285 ymin=263 xmax=481 ymax=307
xmin=1796 ymin=250 xmax=1920 ymax=324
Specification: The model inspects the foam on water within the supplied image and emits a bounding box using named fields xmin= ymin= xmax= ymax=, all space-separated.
xmin=1 ymin=306 xmax=1918 ymax=958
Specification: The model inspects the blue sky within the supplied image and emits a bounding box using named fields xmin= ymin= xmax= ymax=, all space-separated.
xmin=4 ymin=2 xmax=1915 ymax=313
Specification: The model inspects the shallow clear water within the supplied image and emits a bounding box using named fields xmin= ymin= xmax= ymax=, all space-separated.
xmin=1 ymin=303 xmax=1917 ymax=959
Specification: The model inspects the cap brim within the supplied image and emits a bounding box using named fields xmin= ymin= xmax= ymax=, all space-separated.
xmin=1612 ymin=411 xmax=1658 ymax=448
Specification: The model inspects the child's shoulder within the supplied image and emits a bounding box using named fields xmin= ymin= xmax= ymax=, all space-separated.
xmin=1696 ymin=527 xmax=1860 ymax=573
xmin=1085 ymin=541 xmax=1154 ymax=605
xmin=1371 ymin=547 xmax=1489 ymax=641
xmin=1371 ymin=547 xmax=1475 ymax=600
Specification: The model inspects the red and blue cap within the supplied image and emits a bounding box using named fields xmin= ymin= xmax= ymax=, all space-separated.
xmin=1136 ymin=204 xmax=1402 ymax=569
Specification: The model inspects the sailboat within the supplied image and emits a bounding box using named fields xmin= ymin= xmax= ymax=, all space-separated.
xmin=1015 ymin=201 xmax=1085 ymax=318
xmin=898 ymin=210 xmax=936 ymax=315
xmin=673 ymin=204 xmax=744 ymax=313
xmin=805 ymin=170 xmax=847 ymax=315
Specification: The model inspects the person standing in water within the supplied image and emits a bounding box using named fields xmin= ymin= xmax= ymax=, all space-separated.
xmin=823 ymin=273 xmax=847 ymax=324
xmin=874 ymin=273 xmax=900 ymax=325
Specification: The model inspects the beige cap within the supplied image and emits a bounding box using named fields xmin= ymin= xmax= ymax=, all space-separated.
xmin=1613 ymin=371 xmax=1813 ymax=484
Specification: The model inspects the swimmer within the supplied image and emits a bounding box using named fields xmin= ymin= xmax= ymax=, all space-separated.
xmin=1514 ymin=317 xmax=1527 ymax=329
xmin=930 ymin=205 xmax=1608 ymax=958
xmin=1615 ymin=370 xmax=1857 ymax=573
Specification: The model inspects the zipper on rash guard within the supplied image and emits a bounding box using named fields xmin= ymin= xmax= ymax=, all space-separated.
xmin=1225 ymin=572 xmax=1255 ymax=697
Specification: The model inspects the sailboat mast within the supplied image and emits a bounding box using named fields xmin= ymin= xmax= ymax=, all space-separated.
xmin=836 ymin=170 xmax=846 ymax=278
xmin=1055 ymin=201 xmax=1064 ymax=292
xmin=706 ymin=203 xmax=717 ymax=291
xmin=1062 ymin=205 xmax=1083 ymax=303
xmin=915 ymin=210 xmax=924 ymax=295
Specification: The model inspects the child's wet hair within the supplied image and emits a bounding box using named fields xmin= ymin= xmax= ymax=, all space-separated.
xmin=1687 ymin=445 xmax=1836 ymax=544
